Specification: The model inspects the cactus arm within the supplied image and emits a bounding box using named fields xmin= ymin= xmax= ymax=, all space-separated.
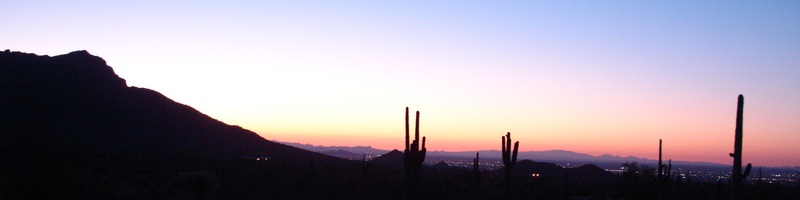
xmin=511 ymin=141 xmax=519 ymax=165
xmin=667 ymin=159 xmax=672 ymax=177
xmin=405 ymin=107 xmax=409 ymax=151
xmin=502 ymin=136 xmax=508 ymax=164
xmin=415 ymin=111 xmax=420 ymax=145
xmin=422 ymin=136 xmax=426 ymax=151
xmin=506 ymin=132 xmax=512 ymax=157
xmin=743 ymin=163 xmax=752 ymax=178
xmin=420 ymin=137 xmax=427 ymax=159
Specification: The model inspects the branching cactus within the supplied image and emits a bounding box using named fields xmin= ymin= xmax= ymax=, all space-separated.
xmin=729 ymin=94 xmax=752 ymax=199
xmin=403 ymin=107 xmax=426 ymax=187
xmin=502 ymin=132 xmax=519 ymax=184
xmin=658 ymin=139 xmax=672 ymax=182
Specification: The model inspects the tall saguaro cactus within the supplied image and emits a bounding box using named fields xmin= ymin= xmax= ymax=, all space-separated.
xmin=730 ymin=94 xmax=752 ymax=199
xmin=658 ymin=139 xmax=663 ymax=179
xmin=658 ymin=139 xmax=672 ymax=182
xmin=403 ymin=107 xmax=426 ymax=187
xmin=473 ymin=152 xmax=480 ymax=177
xmin=502 ymin=132 xmax=519 ymax=185
xmin=473 ymin=152 xmax=481 ymax=190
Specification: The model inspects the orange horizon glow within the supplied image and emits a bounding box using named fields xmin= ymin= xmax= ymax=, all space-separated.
xmin=244 ymin=97 xmax=798 ymax=167
xmin=264 ymin=129 xmax=794 ymax=167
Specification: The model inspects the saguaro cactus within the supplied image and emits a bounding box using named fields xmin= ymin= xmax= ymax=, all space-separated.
xmin=665 ymin=159 xmax=672 ymax=178
xmin=473 ymin=152 xmax=481 ymax=190
xmin=658 ymin=139 xmax=672 ymax=181
xmin=362 ymin=154 xmax=368 ymax=177
xmin=403 ymin=107 xmax=426 ymax=187
xmin=658 ymin=139 xmax=663 ymax=179
xmin=502 ymin=132 xmax=519 ymax=184
xmin=473 ymin=152 xmax=480 ymax=177
xmin=730 ymin=94 xmax=752 ymax=199
xmin=757 ymin=166 xmax=763 ymax=184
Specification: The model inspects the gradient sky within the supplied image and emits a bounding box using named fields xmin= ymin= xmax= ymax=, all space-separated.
xmin=3 ymin=1 xmax=799 ymax=167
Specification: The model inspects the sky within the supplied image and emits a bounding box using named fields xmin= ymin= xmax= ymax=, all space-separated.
xmin=2 ymin=1 xmax=799 ymax=167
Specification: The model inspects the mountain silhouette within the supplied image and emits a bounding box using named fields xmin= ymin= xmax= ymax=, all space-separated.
xmin=0 ymin=50 xmax=346 ymax=198
xmin=320 ymin=149 xmax=362 ymax=160
xmin=368 ymin=149 xmax=404 ymax=167
xmin=510 ymin=160 xmax=568 ymax=179
xmin=500 ymin=160 xmax=616 ymax=185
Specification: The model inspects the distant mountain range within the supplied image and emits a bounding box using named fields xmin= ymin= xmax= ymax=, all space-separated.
xmin=285 ymin=142 xmax=800 ymax=173
xmin=427 ymin=150 xmax=729 ymax=167
xmin=281 ymin=141 xmax=730 ymax=168
xmin=280 ymin=142 xmax=386 ymax=160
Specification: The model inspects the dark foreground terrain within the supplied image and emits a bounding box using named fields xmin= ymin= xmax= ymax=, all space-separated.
xmin=1 ymin=50 xmax=797 ymax=199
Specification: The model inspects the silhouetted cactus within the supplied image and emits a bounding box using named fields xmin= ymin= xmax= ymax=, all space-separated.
xmin=473 ymin=152 xmax=481 ymax=191
xmin=473 ymin=152 xmax=480 ymax=177
xmin=658 ymin=139 xmax=672 ymax=182
xmin=502 ymin=132 xmax=519 ymax=185
xmin=658 ymin=139 xmax=663 ymax=179
xmin=729 ymin=94 xmax=752 ymax=199
xmin=362 ymin=154 xmax=368 ymax=177
xmin=403 ymin=107 xmax=426 ymax=187
xmin=665 ymin=159 xmax=672 ymax=178
xmin=757 ymin=166 xmax=763 ymax=185
xmin=658 ymin=139 xmax=672 ymax=198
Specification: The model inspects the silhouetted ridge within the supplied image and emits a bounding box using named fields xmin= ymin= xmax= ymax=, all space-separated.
xmin=511 ymin=160 xmax=565 ymax=178
xmin=4 ymin=51 xmax=203 ymax=155
xmin=1 ymin=50 xmax=348 ymax=159
xmin=432 ymin=161 xmax=449 ymax=170
xmin=0 ymin=50 xmax=347 ymax=198
xmin=369 ymin=149 xmax=404 ymax=167
xmin=572 ymin=164 xmax=617 ymax=180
